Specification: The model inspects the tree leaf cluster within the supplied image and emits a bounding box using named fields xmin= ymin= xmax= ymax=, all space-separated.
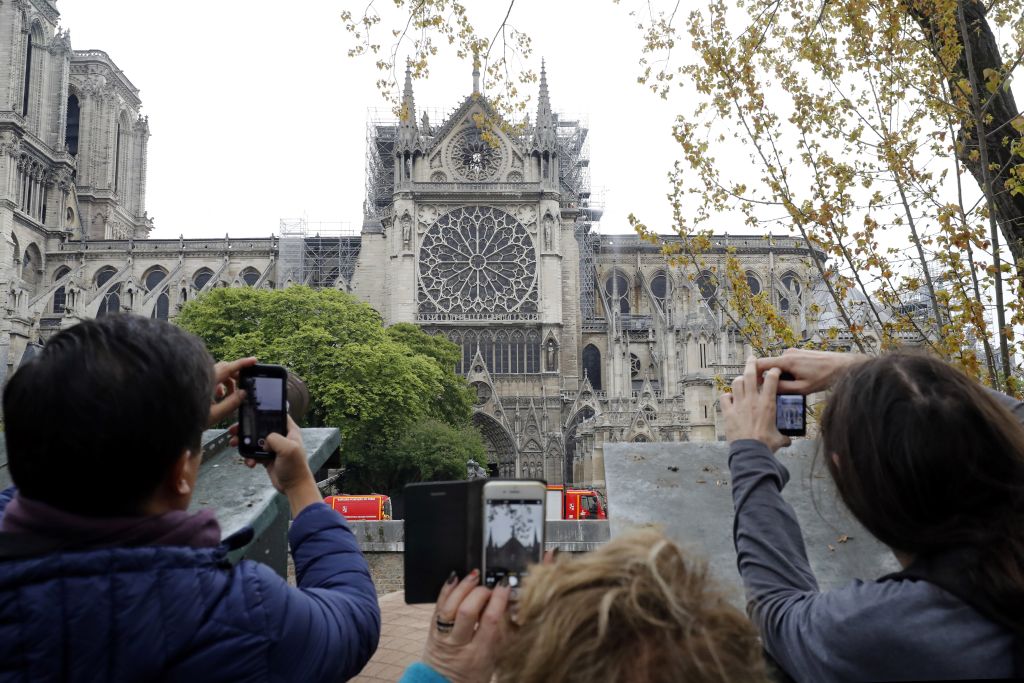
xmin=177 ymin=286 xmax=483 ymax=492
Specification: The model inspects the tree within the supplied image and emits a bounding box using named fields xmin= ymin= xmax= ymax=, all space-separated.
xmin=177 ymin=286 xmax=477 ymax=490
xmin=342 ymin=0 xmax=1024 ymax=390
xmin=378 ymin=417 xmax=488 ymax=495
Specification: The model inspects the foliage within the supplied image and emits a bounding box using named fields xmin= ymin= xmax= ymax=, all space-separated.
xmin=177 ymin=286 xmax=477 ymax=490
xmin=376 ymin=417 xmax=488 ymax=495
xmin=341 ymin=0 xmax=1024 ymax=392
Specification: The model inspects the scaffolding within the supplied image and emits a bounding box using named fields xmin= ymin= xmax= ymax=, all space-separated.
xmin=278 ymin=219 xmax=361 ymax=288
xmin=365 ymin=111 xmax=398 ymax=221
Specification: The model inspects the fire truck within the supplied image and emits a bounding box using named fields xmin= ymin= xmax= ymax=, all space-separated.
xmin=545 ymin=485 xmax=607 ymax=520
xmin=324 ymin=494 xmax=393 ymax=521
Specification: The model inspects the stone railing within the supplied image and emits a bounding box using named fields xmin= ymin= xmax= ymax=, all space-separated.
xmin=0 ymin=428 xmax=340 ymax=578
xmin=408 ymin=181 xmax=543 ymax=193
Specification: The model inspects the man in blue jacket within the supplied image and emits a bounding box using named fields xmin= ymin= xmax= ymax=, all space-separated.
xmin=0 ymin=315 xmax=380 ymax=681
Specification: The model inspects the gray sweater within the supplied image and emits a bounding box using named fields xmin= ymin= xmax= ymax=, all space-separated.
xmin=729 ymin=438 xmax=1015 ymax=681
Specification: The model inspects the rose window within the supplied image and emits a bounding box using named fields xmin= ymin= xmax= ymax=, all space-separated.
xmin=450 ymin=128 xmax=503 ymax=181
xmin=418 ymin=206 xmax=537 ymax=317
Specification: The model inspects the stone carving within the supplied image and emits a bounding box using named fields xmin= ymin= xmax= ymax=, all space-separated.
xmin=515 ymin=205 xmax=537 ymax=225
xmin=430 ymin=170 xmax=447 ymax=182
xmin=400 ymin=211 xmax=412 ymax=250
xmin=542 ymin=213 xmax=554 ymax=251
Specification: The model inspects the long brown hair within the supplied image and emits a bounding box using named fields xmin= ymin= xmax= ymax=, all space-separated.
xmin=822 ymin=351 xmax=1024 ymax=631
xmin=495 ymin=529 xmax=770 ymax=683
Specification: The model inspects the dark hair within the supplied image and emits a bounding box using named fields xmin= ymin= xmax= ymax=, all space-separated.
xmin=3 ymin=315 xmax=214 ymax=516
xmin=822 ymin=350 xmax=1024 ymax=631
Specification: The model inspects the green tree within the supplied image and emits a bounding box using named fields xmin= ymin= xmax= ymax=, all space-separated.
xmin=377 ymin=417 xmax=488 ymax=495
xmin=177 ymin=286 xmax=477 ymax=490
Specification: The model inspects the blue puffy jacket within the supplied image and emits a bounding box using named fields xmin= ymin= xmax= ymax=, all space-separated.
xmin=0 ymin=487 xmax=381 ymax=682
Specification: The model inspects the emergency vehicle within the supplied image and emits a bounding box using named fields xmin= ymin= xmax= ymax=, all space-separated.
xmin=545 ymin=485 xmax=607 ymax=520
xmin=324 ymin=494 xmax=393 ymax=520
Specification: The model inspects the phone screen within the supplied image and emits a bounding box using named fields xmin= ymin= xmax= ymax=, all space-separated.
xmin=239 ymin=369 xmax=287 ymax=458
xmin=483 ymin=497 xmax=544 ymax=588
xmin=776 ymin=394 xmax=806 ymax=436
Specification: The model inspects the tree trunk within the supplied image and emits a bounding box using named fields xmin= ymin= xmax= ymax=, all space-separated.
xmin=907 ymin=0 xmax=1024 ymax=269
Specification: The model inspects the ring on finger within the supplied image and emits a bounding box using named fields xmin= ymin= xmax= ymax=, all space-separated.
xmin=435 ymin=617 xmax=455 ymax=633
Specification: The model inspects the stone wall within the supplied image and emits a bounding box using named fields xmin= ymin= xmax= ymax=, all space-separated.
xmin=349 ymin=520 xmax=610 ymax=596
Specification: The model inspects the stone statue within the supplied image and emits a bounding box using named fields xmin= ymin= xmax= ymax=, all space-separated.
xmin=466 ymin=459 xmax=487 ymax=480
xmin=546 ymin=338 xmax=558 ymax=371
xmin=401 ymin=213 xmax=412 ymax=250
xmin=542 ymin=215 xmax=553 ymax=250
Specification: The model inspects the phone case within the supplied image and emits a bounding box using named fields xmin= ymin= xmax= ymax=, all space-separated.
xmin=403 ymin=480 xmax=485 ymax=604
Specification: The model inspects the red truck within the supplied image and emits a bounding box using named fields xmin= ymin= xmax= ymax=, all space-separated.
xmin=546 ymin=485 xmax=607 ymax=520
xmin=324 ymin=494 xmax=393 ymax=521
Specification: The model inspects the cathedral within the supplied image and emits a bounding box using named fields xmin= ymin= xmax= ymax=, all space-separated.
xmin=1 ymin=0 xmax=844 ymax=491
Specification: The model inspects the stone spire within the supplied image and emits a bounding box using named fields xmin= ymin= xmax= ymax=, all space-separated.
xmin=534 ymin=59 xmax=556 ymax=150
xmin=472 ymin=63 xmax=480 ymax=94
xmin=399 ymin=61 xmax=417 ymax=143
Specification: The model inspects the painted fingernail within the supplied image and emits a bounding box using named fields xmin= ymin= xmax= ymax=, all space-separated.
xmin=446 ymin=571 xmax=458 ymax=585
xmin=469 ymin=569 xmax=480 ymax=581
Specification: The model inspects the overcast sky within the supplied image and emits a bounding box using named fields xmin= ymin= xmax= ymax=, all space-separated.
xmin=57 ymin=1 xmax=683 ymax=239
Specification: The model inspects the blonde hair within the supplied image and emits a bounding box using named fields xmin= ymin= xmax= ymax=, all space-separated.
xmin=495 ymin=529 xmax=769 ymax=683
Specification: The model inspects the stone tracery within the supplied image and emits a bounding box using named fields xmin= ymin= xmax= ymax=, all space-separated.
xmin=418 ymin=206 xmax=537 ymax=319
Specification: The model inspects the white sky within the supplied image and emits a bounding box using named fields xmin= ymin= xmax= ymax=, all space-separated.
xmin=57 ymin=1 xmax=683 ymax=239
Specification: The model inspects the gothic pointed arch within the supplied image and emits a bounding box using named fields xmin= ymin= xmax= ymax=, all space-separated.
xmin=472 ymin=411 xmax=518 ymax=479
xmin=582 ymin=344 xmax=602 ymax=391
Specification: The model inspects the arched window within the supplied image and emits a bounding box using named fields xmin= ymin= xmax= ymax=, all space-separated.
xmin=781 ymin=271 xmax=802 ymax=295
xmin=650 ymin=271 xmax=667 ymax=306
xmin=508 ymin=330 xmax=524 ymax=373
xmin=695 ymin=270 xmax=717 ymax=306
xmin=143 ymin=267 xmax=168 ymax=292
xmin=494 ymin=330 xmax=509 ymax=374
xmin=193 ymin=267 xmax=214 ymax=290
xmin=65 ymin=94 xmax=80 ymax=156
xmin=240 ymin=267 xmax=260 ymax=287
xmin=604 ymin=271 xmax=630 ymax=314
xmin=22 ymin=24 xmax=44 ymax=117
xmin=114 ymin=116 xmax=131 ymax=194
xmin=22 ymin=243 xmax=42 ymax=293
xmin=51 ymin=266 xmax=71 ymax=314
xmin=153 ymin=291 xmax=169 ymax=320
xmin=746 ymin=271 xmax=762 ymax=296
xmin=11 ymin=235 xmax=19 ymax=266
xmin=779 ymin=271 xmax=801 ymax=313
xmin=95 ymin=266 xmax=120 ymax=316
xmin=582 ymin=344 xmax=602 ymax=390
xmin=525 ymin=329 xmax=541 ymax=373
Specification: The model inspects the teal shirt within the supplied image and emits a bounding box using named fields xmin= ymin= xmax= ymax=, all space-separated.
xmin=399 ymin=662 xmax=449 ymax=683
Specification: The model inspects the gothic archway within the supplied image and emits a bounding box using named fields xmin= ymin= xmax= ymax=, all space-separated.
xmin=472 ymin=411 xmax=518 ymax=478
xmin=564 ymin=406 xmax=595 ymax=486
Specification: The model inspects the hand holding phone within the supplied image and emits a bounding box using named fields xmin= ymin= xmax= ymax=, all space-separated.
xmin=482 ymin=481 xmax=546 ymax=589
xmin=237 ymin=364 xmax=288 ymax=460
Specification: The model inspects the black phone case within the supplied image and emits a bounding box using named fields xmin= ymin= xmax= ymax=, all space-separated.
xmin=403 ymin=480 xmax=485 ymax=604
xmin=237 ymin=365 xmax=288 ymax=460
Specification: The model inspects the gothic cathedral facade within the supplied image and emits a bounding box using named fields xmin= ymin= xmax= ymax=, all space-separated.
xmin=2 ymin=3 xmax=837 ymax=491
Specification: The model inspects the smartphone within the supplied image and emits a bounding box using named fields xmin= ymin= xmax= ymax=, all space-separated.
xmin=482 ymin=480 xmax=546 ymax=589
xmin=237 ymin=364 xmax=288 ymax=460
xmin=775 ymin=372 xmax=806 ymax=437
xmin=403 ymin=480 xmax=485 ymax=604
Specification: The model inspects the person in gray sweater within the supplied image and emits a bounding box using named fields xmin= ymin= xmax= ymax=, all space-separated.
xmin=721 ymin=349 xmax=1023 ymax=682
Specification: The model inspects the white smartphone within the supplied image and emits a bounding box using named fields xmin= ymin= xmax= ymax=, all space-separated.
xmin=481 ymin=480 xmax=546 ymax=589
